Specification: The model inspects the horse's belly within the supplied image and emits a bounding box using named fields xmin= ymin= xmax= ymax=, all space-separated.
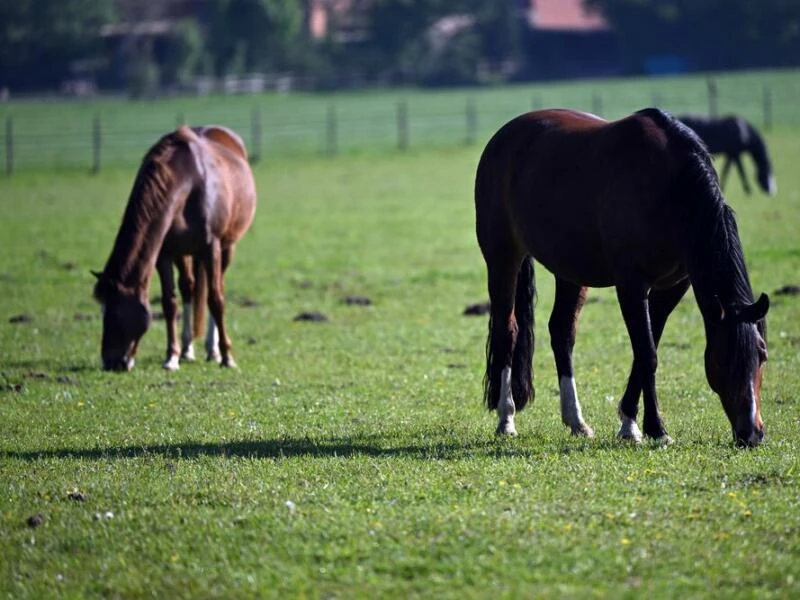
xmin=523 ymin=225 xmax=615 ymax=287
xmin=162 ymin=222 xmax=203 ymax=255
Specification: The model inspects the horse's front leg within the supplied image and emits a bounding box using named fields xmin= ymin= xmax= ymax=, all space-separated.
xmin=617 ymin=280 xmax=690 ymax=442
xmin=176 ymin=255 xmax=196 ymax=362
xmin=548 ymin=277 xmax=593 ymax=437
xmin=616 ymin=283 xmax=670 ymax=443
xmin=201 ymin=240 xmax=237 ymax=368
xmin=732 ymin=155 xmax=752 ymax=195
xmin=156 ymin=255 xmax=181 ymax=371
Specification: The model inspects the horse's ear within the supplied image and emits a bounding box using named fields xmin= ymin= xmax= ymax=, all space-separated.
xmin=740 ymin=293 xmax=770 ymax=323
xmin=91 ymin=270 xmax=103 ymax=280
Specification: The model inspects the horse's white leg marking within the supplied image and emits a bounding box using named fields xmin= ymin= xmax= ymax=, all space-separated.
xmin=618 ymin=414 xmax=643 ymax=443
xmin=768 ymin=175 xmax=777 ymax=196
xmin=163 ymin=354 xmax=181 ymax=371
xmin=496 ymin=367 xmax=517 ymax=436
xmin=559 ymin=376 xmax=594 ymax=437
xmin=180 ymin=301 xmax=195 ymax=361
xmin=205 ymin=316 xmax=221 ymax=363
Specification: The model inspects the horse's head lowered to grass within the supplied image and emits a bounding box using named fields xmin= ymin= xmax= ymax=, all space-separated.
xmin=704 ymin=294 xmax=769 ymax=447
xmin=92 ymin=271 xmax=151 ymax=371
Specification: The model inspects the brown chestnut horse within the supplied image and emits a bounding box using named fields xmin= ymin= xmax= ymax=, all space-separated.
xmin=475 ymin=108 xmax=769 ymax=446
xmin=92 ymin=125 xmax=257 ymax=371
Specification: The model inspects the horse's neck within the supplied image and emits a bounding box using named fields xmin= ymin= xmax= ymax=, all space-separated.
xmin=104 ymin=182 xmax=185 ymax=294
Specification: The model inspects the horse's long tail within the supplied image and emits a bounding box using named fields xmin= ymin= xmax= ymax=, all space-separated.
xmin=483 ymin=256 xmax=536 ymax=412
xmin=511 ymin=256 xmax=535 ymax=411
xmin=192 ymin=262 xmax=208 ymax=340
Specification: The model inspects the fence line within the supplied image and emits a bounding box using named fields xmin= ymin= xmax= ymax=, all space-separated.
xmin=0 ymin=79 xmax=796 ymax=174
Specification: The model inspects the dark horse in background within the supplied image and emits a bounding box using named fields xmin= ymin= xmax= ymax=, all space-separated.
xmin=677 ymin=114 xmax=777 ymax=196
xmin=93 ymin=125 xmax=257 ymax=371
xmin=475 ymin=108 xmax=769 ymax=447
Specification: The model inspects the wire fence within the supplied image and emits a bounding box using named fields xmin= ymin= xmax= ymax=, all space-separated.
xmin=2 ymin=74 xmax=798 ymax=174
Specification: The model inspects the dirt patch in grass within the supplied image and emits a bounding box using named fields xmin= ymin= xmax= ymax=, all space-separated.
xmin=293 ymin=311 xmax=329 ymax=322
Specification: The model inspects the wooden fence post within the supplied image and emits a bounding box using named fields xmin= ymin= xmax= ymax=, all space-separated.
xmin=762 ymin=85 xmax=773 ymax=131
xmin=397 ymin=100 xmax=409 ymax=150
xmin=5 ymin=116 xmax=12 ymax=176
xmin=325 ymin=104 xmax=337 ymax=156
xmin=465 ymin=98 xmax=477 ymax=145
xmin=651 ymin=92 xmax=663 ymax=107
xmin=251 ymin=105 xmax=262 ymax=163
xmin=707 ymin=78 xmax=718 ymax=117
xmin=91 ymin=115 xmax=101 ymax=175
xmin=591 ymin=92 xmax=602 ymax=117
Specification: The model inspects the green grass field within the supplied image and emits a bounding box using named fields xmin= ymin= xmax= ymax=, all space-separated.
xmin=2 ymin=68 xmax=800 ymax=171
xmin=1 ymin=72 xmax=799 ymax=598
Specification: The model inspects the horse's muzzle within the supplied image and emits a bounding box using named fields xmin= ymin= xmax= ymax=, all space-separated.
xmin=102 ymin=356 xmax=135 ymax=372
xmin=734 ymin=426 xmax=765 ymax=448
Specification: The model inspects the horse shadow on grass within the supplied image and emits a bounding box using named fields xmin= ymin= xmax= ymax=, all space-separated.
xmin=1 ymin=429 xmax=690 ymax=463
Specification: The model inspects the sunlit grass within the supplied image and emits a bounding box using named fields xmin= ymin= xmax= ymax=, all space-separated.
xmin=0 ymin=117 xmax=798 ymax=597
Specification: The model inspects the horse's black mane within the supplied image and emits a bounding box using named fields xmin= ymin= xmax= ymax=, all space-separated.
xmin=100 ymin=131 xmax=188 ymax=289
xmin=636 ymin=109 xmax=755 ymax=311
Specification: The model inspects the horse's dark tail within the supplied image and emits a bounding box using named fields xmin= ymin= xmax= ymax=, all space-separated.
xmin=511 ymin=256 xmax=535 ymax=411
xmin=483 ymin=256 xmax=536 ymax=412
xmin=744 ymin=121 xmax=777 ymax=195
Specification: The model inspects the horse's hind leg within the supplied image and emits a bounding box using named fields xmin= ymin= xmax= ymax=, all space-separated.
xmin=485 ymin=253 xmax=529 ymax=435
xmin=617 ymin=280 xmax=690 ymax=442
xmin=176 ymin=256 xmax=196 ymax=362
xmin=202 ymin=241 xmax=236 ymax=368
xmin=156 ymin=255 xmax=182 ymax=371
xmin=548 ymin=277 xmax=593 ymax=437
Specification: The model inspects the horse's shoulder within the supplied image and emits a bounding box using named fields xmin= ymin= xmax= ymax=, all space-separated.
xmin=194 ymin=125 xmax=249 ymax=162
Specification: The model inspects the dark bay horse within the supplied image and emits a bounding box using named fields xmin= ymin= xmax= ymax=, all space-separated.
xmin=475 ymin=108 xmax=769 ymax=446
xmin=92 ymin=125 xmax=257 ymax=371
xmin=677 ymin=114 xmax=777 ymax=196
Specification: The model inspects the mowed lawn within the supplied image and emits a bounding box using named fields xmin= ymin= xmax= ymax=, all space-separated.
xmin=0 ymin=122 xmax=799 ymax=597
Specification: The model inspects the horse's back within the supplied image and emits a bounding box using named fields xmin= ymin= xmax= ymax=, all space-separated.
xmin=194 ymin=125 xmax=249 ymax=162
xmin=168 ymin=125 xmax=256 ymax=249
xmin=476 ymin=108 xmax=708 ymax=287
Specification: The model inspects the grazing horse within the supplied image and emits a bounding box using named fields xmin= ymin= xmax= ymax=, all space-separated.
xmin=677 ymin=114 xmax=777 ymax=196
xmin=475 ymin=108 xmax=769 ymax=447
xmin=92 ymin=125 xmax=257 ymax=371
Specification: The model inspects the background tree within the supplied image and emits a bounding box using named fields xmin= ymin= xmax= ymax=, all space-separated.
xmin=205 ymin=0 xmax=305 ymax=76
xmin=584 ymin=0 xmax=800 ymax=72
xmin=0 ymin=0 xmax=115 ymax=91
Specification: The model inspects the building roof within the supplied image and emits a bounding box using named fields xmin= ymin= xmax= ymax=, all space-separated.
xmin=527 ymin=0 xmax=609 ymax=32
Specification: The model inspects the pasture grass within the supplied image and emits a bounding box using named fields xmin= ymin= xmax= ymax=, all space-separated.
xmin=2 ymin=68 xmax=800 ymax=170
xmin=1 ymin=125 xmax=799 ymax=597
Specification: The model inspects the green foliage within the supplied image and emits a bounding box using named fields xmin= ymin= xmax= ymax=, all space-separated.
xmin=205 ymin=0 xmax=305 ymax=75
xmin=0 ymin=0 xmax=114 ymax=88
xmin=126 ymin=47 xmax=160 ymax=98
xmin=158 ymin=19 xmax=204 ymax=88
xmin=585 ymin=0 xmax=800 ymax=71
xmin=0 ymin=84 xmax=799 ymax=595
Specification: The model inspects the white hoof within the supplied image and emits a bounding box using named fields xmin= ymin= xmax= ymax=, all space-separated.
xmin=496 ymin=417 xmax=518 ymax=436
xmin=618 ymin=417 xmax=643 ymax=443
xmin=651 ymin=434 xmax=674 ymax=447
xmin=570 ymin=422 xmax=595 ymax=438
xmin=220 ymin=356 xmax=238 ymax=369
xmin=207 ymin=351 xmax=222 ymax=364
xmin=163 ymin=355 xmax=181 ymax=371
xmin=181 ymin=344 xmax=196 ymax=362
